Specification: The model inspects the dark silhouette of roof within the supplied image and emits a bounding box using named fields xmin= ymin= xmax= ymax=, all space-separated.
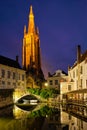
xmin=71 ymin=49 xmax=87 ymax=69
xmin=80 ymin=50 xmax=87 ymax=62
xmin=0 ymin=55 xmax=21 ymax=69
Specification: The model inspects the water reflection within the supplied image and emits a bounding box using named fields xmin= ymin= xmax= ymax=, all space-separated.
xmin=0 ymin=104 xmax=87 ymax=130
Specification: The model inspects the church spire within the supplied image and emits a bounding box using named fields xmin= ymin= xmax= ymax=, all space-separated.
xmin=28 ymin=5 xmax=35 ymax=33
xmin=22 ymin=5 xmax=45 ymax=87
xmin=30 ymin=5 xmax=33 ymax=14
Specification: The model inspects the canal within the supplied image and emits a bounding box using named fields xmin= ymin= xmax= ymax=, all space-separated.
xmin=0 ymin=103 xmax=87 ymax=130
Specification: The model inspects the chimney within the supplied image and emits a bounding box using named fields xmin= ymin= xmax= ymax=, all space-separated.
xmin=77 ymin=45 xmax=81 ymax=63
xmin=16 ymin=55 xmax=19 ymax=63
xmin=68 ymin=65 xmax=70 ymax=71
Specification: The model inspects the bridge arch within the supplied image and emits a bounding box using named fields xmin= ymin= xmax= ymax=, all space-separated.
xmin=13 ymin=88 xmax=28 ymax=103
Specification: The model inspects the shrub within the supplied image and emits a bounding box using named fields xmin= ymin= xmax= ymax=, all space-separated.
xmin=27 ymin=88 xmax=58 ymax=99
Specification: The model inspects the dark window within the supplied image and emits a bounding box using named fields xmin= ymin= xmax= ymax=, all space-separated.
xmin=57 ymin=73 xmax=60 ymax=76
xmin=68 ymin=85 xmax=71 ymax=91
xmin=18 ymin=82 xmax=20 ymax=86
xmin=2 ymin=81 xmax=5 ymax=85
xmin=81 ymin=79 xmax=82 ymax=87
xmin=55 ymin=116 xmax=58 ymax=121
xmin=77 ymin=80 xmax=78 ymax=87
xmin=76 ymin=69 xmax=78 ymax=76
xmin=81 ymin=120 xmax=83 ymax=128
xmin=69 ymin=115 xmax=71 ymax=120
xmin=49 ymin=80 xmax=53 ymax=85
xmin=50 ymin=116 xmax=53 ymax=121
xmin=1 ymin=69 xmax=5 ymax=78
xmin=73 ymin=71 xmax=75 ymax=78
xmin=80 ymin=66 xmax=83 ymax=74
xmin=55 ymin=80 xmax=58 ymax=85
xmin=13 ymin=83 xmax=16 ymax=87
xmin=22 ymin=83 xmax=24 ymax=86
xmin=7 ymin=82 xmax=10 ymax=85
xmin=13 ymin=72 xmax=16 ymax=79
xmin=7 ymin=71 xmax=11 ymax=78
xmin=22 ymin=74 xmax=24 ymax=81
xmin=19 ymin=74 xmax=20 ymax=80
xmin=86 ymin=80 xmax=87 ymax=87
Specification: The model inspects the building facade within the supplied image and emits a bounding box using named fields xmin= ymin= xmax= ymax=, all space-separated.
xmin=61 ymin=45 xmax=87 ymax=104
xmin=0 ymin=55 xmax=26 ymax=89
xmin=0 ymin=55 xmax=26 ymax=103
xmin=22 ymin=6 xmax=44 ymax=87
xmin=68 ymin=45 xmax=87 ymax=91
xmin=47 ymin=70 xmax=68 ymax=91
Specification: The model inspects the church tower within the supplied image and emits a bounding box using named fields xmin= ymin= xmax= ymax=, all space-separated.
xmin=22 ymin=6 xmax=44 ymax=87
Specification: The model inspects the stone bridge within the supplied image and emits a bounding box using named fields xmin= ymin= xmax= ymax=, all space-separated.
xmin=13 ymin=88 xmax=40 ymax=103
xmin=13 ymin=88 xmax=29 ymax=103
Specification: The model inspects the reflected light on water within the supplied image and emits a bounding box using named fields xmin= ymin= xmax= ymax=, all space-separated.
xmin=13 ymin=105 xmax=30 ymax=119
xmin=0 ymin=104 xmax=87 ymax=130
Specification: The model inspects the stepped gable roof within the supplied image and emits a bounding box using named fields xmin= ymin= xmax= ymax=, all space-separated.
xmin=48 ymin=70 xmax=67 ymax=77
xmin=0 ymin=55 xmax=21 ymax=69
xmin=53 ymin=71 xmax=67 ymax=76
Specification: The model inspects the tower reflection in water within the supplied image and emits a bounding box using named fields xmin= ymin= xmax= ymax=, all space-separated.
xmin=0 ymin=104 xmax=87 ymax=130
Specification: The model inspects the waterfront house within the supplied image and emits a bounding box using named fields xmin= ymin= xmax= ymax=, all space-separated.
xmin=0 ymin=55 xmax=26 ymax=104
xmin=62 ymin=45 xmax=87 ymax=105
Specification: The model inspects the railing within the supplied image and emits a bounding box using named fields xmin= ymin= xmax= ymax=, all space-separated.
xmin=66 ymin=99 xmax=87 ymax=107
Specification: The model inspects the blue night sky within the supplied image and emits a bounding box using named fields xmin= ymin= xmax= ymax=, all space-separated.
xmin=0 ymin=0 xmax=87 ymax=77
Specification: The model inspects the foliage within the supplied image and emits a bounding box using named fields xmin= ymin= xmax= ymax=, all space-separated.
xmin=29 ymin=105 xmax=57 ymax=118
xmin=27 ymin=88 xmax=59 ymax=99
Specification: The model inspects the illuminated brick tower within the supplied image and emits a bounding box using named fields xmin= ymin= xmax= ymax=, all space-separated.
xmin=22 ymin=6 xmax=44 ymax=87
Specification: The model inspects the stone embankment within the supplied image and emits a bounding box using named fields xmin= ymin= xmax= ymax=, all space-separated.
xmin=0 ymin=89 xmax=14 ymax=108
xmin=0 ymin=97 xmax=13 ymax=108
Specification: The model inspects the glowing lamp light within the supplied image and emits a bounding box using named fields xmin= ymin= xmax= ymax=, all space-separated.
xmin=44 ymin=82 xmax=48 ymax=87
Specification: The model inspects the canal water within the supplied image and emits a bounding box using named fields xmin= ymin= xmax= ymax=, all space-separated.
xmin=0 ymin=103 xmax=87 ymax=130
